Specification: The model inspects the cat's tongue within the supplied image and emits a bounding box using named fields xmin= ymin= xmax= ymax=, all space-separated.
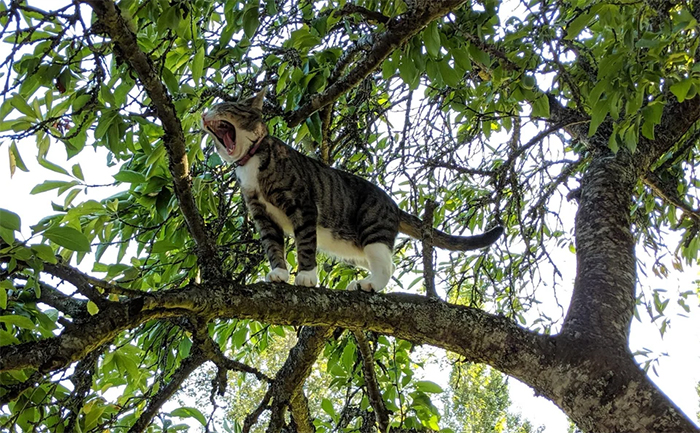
xmin=223 ymin=131 xmax=235 ymax=154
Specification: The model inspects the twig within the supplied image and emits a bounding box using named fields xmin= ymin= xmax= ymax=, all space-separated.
xmin=128 ymin=347 xmax=207 ymax=433
xmin=333 ymin=4 xmax=391 ymax=24
xmin=422 ymin=200 xmax=438 ymax=298
xmin=353 ymin=331 xmax=390 ymax=432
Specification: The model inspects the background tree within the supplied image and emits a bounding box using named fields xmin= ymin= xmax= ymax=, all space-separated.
xmin=0 ymin=0 xmax=699 ymax=432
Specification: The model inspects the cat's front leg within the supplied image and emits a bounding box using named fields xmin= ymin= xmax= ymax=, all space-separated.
xmin=283 ymin=201 xmax=318 ymax=287
xmin=246 ymin=194 xmax=289 ymax=283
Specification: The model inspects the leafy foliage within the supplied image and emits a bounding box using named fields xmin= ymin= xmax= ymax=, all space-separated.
xmin=0 ymin=0 xmax=699 ymax=431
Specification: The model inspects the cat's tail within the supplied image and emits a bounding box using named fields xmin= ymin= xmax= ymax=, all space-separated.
xmin=398 ymin=210 xmax=504 ymax=251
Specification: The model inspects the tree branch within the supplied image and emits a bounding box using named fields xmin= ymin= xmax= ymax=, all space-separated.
xmin=0 ymin=281 xmax=695 ymax=431
xmin=421 ymin=200 xmax=437 ymax=299
xmin=128 ymin=347 xmax=207 ymax=433
xmin=83 ymin=0 xmax=219 ymax=277
xmin=643 ymin=172 xmax=700 ymax=223
xmin=285 ymin=0 xmax=469 ymax=127
xmin=354 ymin=331 xmax=390 ymax=433
xmin=333 ymin=4 xmax=391 ymax=24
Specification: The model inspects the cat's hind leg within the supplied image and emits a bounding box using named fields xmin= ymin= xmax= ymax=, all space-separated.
xmin=347 ymin=243 xmax=394 ymax=292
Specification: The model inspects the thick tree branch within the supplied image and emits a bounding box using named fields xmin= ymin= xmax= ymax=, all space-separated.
xmin=285 ymin=0 xmax=469 ymax=127
xmin=36 ymin=282 xmax=88 ymax=319
xmin=267 ymin=326 xmax=333 ymax=433
xmin=0 ymin=280 xmax=695 ymax=431
xmin=42 ymin=262 xmax=111 ymax=308
xmin=84 ymin=0 xmax=219 ymax=277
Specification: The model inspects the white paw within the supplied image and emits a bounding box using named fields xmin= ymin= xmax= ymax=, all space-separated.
xmin=266 ymin=268 xmax=289 ymax=283
xmin=295 ymin=268 xmax=318 ymax=287
xmin=347 ymin=279 xmax=382 ymax=292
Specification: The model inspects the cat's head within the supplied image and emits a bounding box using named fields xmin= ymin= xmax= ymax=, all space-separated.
xmin=202 ymin=90 xmax=268 ymax=164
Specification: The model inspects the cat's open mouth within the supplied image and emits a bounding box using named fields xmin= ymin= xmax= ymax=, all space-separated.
xmin=204 ymin=119 xmax=237 ymax=154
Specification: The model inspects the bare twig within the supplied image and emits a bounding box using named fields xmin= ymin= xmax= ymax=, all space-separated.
xmin=128 ymin=347 xmax=207 ymax=433
xmin=354 ymin=331 xmax=390 ymax=432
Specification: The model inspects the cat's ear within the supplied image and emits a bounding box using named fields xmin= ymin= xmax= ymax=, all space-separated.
xmin=249 ymin=88 xmax=266 ymax=110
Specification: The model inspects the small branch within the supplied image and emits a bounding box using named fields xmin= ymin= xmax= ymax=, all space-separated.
xmin=354 ymin=331 xmax=390 ymax=433
xmin=42 ymin=262 xmax=111 ymax=308
xmin=65 ymin=348 xmax=102 ymax=432
xmin=43 ymin=261 xmax=143 ymax=300
xmin=193 ymin=324 xmax=271 ymax=383
xmin=421 ymin=200 xmax=438 ymax=299
xmin=285 ymin=0 xmax=470 ymax=127
xmin=333 ymin=4 xmax=391 ymax=24
xmin=643 ymin=172 xmax=700 ymax=223
xmin=128 ymin=347 xmax=207 ymax=433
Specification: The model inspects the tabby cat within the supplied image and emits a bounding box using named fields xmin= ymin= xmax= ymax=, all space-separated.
xmin=202 ymin=91 xmax=503 ymax=291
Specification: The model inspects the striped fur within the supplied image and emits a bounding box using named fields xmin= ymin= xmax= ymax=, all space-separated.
xmin=202 ymin=92 xmax=504 ymax=291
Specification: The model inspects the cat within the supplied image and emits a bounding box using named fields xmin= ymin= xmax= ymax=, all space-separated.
xmin=202 ymin=90 xmax=504 ymax=291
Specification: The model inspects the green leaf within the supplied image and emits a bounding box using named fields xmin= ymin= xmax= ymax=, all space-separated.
xmin=87 ymin=300 xmax=99 ymax=315
xmin=415 ymin=380 xmax=443 ymax=393
xmin=31 ymin=244 xmax=57 ymax=264
xmin=192 ymin=46 xmax=205 ymax=84
xmin=114 ymin=170 xmax=146 ymax=184
xmin=0 ymin=227 xmax=15 ymax=244
xmin=71 ymin=164 xmax=84 ymax=181
xmin=588 ymin=99 xmax=609 ymax=137
xmin=0 ymin=315 xmax=35 ymax=330
xmin=243 ymin=5 xmax=260 ymax=39
xmin=424 ymin=22 xmax=441 ymax=58
xmin=399 ymin=53 xmax=420 ymax=89
xmin=438 ymin=59 xmax=461 ymax=87
xmin=9 ymin=141 xmax=28 ymax=176
xmin=0 ymin=208 xmax=21 ymax=231
xmin=670 ymin=78 xmax=692 ymax=103
xmin=152 ymin=240 xmax=180 ymax=253
xmin=38 ymin=158 xmax=70 ymax=176
xmin=10 ymin=94 xmax=36 ymax=118
xmin=321 ymin=398 xmax=336 ymax=417
xmin=30 ymin=180 xmax=77 ymax=195
xmin=171 ymin=407 xmax=207 ymax=426
xmin=530 ymin=94 xmax=550 ymax=118
xmin=565 ymin=12 xmax=592 ymax=39
xmin=341 ymin=341 xmax=356 ymax=372
xmin=0 ymin=284 xmax=7 ymax=309
xmin=44 ymin=226 xmax=91 ymax=252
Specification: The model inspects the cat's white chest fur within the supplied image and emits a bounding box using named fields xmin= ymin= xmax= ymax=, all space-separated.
xmin=236 ymin=156 xmax=366 ymax=265
xmin=237 ymin=157 xmax=294 ymax=234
